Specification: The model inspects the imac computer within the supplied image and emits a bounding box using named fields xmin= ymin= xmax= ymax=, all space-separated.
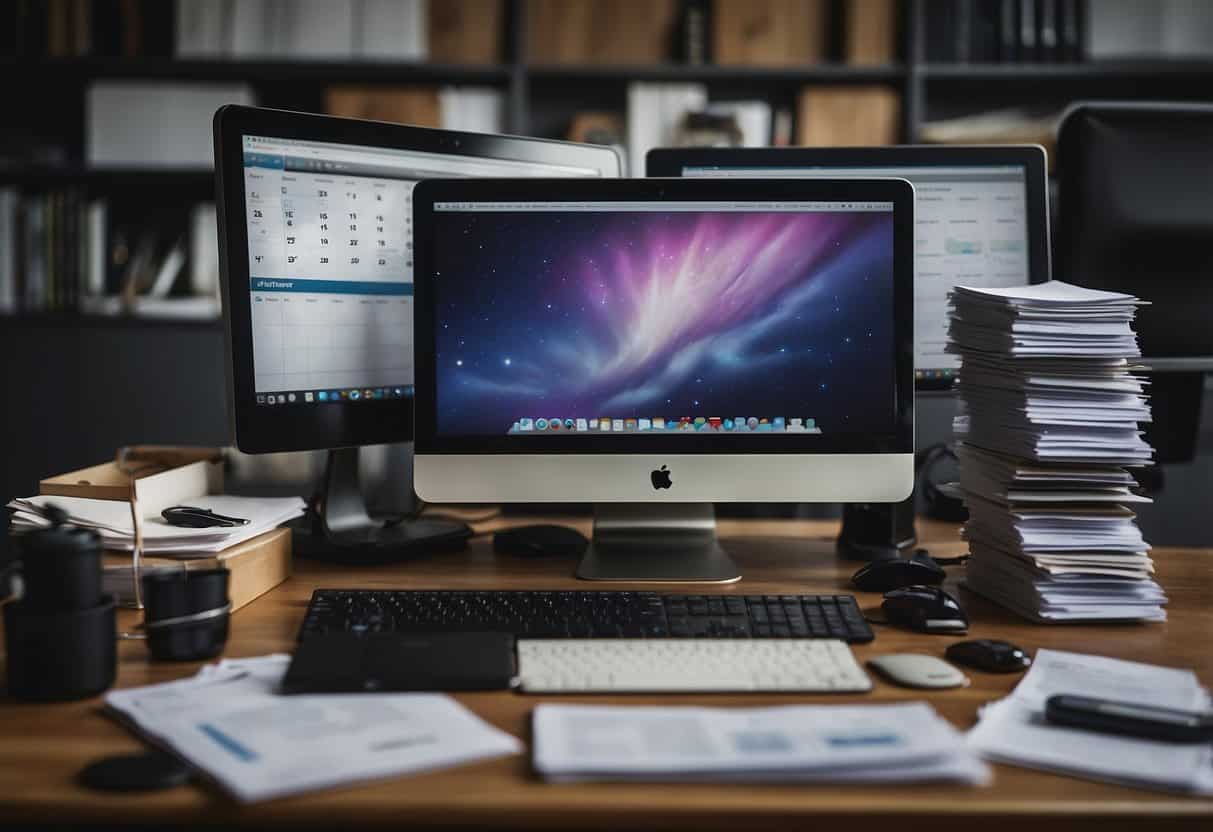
xmin=412 ymin=177 xmax=915 ymax=581
xmin=214 ymin=106 xmax=621 ymax=558
xmin=647 ymin=146 xmax=1051 ymax=390
xmin=1058 ymin=102 xmax=1213 ymax=471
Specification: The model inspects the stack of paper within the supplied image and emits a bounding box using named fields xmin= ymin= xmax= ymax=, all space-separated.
xmin=533 ymin=703 xmax=990 ymax=785
xmin=7 ymin=494 xmax=305 ymax=556
xmin=947 ymin=281 xmax=1163 ymax=622
xmin=106 ymin=654 xmax=522 ymax=803
xmin=967 ymin=649 xmax=1213 ymax=794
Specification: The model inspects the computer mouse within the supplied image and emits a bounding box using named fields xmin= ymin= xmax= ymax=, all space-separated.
xmin=493 ymin=525 xmax=588 ymax=557
xmin=867 ymin=654 xmax=969 ymax=689
xmin=881 ymin=585 xmax=968 ymax=634
xmin=946 ymin=639 xmax=1032 ymax=673
xmin=851 ymin=550 xmax=946 ymax=592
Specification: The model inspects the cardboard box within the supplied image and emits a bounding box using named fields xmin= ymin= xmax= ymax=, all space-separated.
xmin=103 ymin=527 xmax=292 ymax=612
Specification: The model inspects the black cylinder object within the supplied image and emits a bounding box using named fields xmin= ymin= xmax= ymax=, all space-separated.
xmin=16 ymin=522 xmax=104 ymax=612
xmin=4 ymin=597 xmax=117 ymax=701
xmin=142 ymin=568 xmax=230 ymax=662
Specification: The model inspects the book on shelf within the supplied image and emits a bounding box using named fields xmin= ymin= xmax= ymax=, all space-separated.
xmin=796 ymin=86 xmax=900 ymax=146
xmin=712 ymin=0 xmax=828 ymax=66
xmin=527 ymin=0 xmax=678 ymax=65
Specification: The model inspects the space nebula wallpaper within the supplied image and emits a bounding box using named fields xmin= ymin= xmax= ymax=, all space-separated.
xmin=431 ymin=208 xmax=896 ymax=436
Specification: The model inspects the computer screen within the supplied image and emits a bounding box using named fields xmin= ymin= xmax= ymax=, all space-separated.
xmin=428 ymin=198 xmax=898 ymax=440
xmin=672 ymin=160 xmax=1038 ymax=385
xmin=240 ymin=135 xmax=606 ymax=408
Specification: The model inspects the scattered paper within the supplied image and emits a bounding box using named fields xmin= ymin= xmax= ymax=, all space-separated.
xmin=967 ymin=650 xmax=1213 ymax=794
xmin=533 ymin=702 xmax=989 ymax=785
xmin=105 ymin=654 xmax=522 ymax=802
xmin=8 ymin=494 xmax=305 ymax=556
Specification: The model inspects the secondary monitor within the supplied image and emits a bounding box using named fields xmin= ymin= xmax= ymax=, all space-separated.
xmin=412 ymin=177 xmax=915 ymax=581
xmin=647 ymin=146 xmax=1050 ymax=389
xmin=1057 ymin=102 xmax=1213 ymax=472
xmin=214 ymin=105 xmax=621 ymax=556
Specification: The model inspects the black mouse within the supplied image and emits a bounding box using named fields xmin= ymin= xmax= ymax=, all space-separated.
xmin=946 ymin=639 xmax=1031 ymax=673
xmin=493 ymin=524 xmax=587 ymax=557
xmin=881 ymin=585 xmax=968 ymax=634
xmin=851 ymin=550 xmax=946 ymax=592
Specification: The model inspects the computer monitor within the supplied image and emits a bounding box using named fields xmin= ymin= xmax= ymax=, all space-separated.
xmin=412 ymin=177 xmax=915 ymax=581
xmin=1057 ymin=102 xmax=1213 ymax=369
xmin=1057 ymin=102 xmax=1213 ymax=469
xmin=214 ymin=105 xmax=621 ymax=556
xmin=647 ymin=146 xmax=1051 ymax=389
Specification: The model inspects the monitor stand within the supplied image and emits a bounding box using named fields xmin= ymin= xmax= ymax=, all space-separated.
xmin=303 ymin=447 xmax=472 ymax=564
xmin=575 ymin=503 xmax=741 ymax=583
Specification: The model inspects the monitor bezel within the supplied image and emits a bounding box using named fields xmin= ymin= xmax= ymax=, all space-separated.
xmin=647 ymin=145 xmax=1051 ymax=391
xmin=413 ymin=176 xmax=915 ymax=455
xmin=214 ymin=105 xmax=622 ymax=454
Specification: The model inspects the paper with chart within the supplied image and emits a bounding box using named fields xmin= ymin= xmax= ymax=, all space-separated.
xmin=105 ymin=654 xmax=522 ymax=802
xmin=533 ymin=702 xmax=989 ymax=785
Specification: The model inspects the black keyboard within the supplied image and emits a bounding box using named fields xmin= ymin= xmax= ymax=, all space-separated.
xmin=298 ymin=590 xmax=874 ymax=643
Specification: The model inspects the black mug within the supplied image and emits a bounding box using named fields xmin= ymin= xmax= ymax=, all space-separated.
xmin=16 ymin=522 xmax=103 ymax=612
xmin=4 ymin=596 xmax=117 ymax=701
xmin=142 ymin=568 xmax=231 ymax=662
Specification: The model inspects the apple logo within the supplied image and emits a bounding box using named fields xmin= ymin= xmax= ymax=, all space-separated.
xmin=650 ymin=465 xmax=672 ymax=490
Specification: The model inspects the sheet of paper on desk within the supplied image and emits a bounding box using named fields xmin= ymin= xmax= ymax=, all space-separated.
xmin=105 ymin=654 xmax=522 ymax=802
xmin=533 ymin=702 xmax=990 ymax=785
xmin=967 ymin=649 xmax=1213 ymax=794
xmin=7 ymin=494 xmax=305 ymax=555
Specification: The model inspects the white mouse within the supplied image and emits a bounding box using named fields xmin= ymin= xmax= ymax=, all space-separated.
xmin=867 ymin=654 xmax=969 ymax=689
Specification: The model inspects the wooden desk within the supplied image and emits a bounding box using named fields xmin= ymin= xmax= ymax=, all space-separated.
xmin=2 ymin=516 xmax=1211 ymax=830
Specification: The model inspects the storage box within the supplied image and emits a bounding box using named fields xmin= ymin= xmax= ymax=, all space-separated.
xmin=102 ymin=527 xmax=292 ymax=612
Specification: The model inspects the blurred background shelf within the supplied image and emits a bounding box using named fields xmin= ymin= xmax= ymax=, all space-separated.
xmin=2 ymin=57 xmax=515 ymax=84
xmin=3 ymin=0 xmax=1212 ymax=513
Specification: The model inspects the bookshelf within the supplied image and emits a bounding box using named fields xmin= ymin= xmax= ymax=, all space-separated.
xmin=5 ymin=0 xmax=1213 ymax=328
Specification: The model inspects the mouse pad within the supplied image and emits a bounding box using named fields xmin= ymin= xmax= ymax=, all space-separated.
xmin=282 ymin=632 xmax=517 ymax=693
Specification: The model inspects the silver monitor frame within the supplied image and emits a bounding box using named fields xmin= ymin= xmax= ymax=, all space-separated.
xmin=412 ymin=178 xmax=916 ymax=582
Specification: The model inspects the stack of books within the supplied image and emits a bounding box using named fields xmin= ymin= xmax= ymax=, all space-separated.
xmin=947 ymin=281 xmax=1164 ymax=622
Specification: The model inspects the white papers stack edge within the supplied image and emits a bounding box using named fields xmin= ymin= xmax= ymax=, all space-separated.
xmin=533 ymin=702 xmax=989 ymax=785
xmin=947 ymin=281 xmax=1164 ymax=622
xmin=967 ymin=649 xmax=1213 ymax=794
xmin=105 ymin=654 xmax=523 ymax=803
xmin=8 ymin=494 xmax=306 ymax=556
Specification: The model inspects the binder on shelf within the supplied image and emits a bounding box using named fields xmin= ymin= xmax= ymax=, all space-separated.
xmin=845 ymin=0 xmax=898 ymax=66
xmin=430 ymin=0 xmax=502 ymax=64
xmin=713 ymin=0 xmax=828 ymax=66
xmin=526 ymin=0 xmax=678 ymax=65
xmin=796 ymin=86 xmax=900 ymax=147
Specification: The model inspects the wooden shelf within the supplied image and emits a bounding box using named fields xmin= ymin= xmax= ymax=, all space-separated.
xmin=923 ymin=60 xmax=1213 ymax=82
xmin=0 ymin=164 xmax=215 ymax=186
xmin=526 ymin=63 xmax=906 ymax=83
xmin=0 ymin=312 xmax=223 ymax=330
xmin=1 ymin=57 xmax=514 ymax=84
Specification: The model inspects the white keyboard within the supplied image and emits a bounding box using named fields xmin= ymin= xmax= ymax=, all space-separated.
xmin=516 ymin=639 xmax=872 ymax=693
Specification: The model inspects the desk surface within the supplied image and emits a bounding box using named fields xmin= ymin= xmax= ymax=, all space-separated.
xmin=2 ymin=516 xmax=1212 ymax=830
